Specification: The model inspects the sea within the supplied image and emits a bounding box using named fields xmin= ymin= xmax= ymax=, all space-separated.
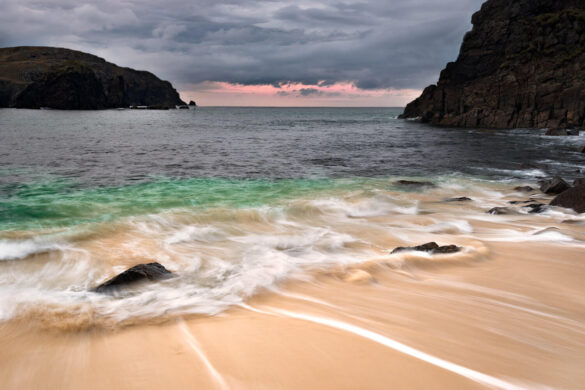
xmin=0 ymin=107 xmax=584 ymax=328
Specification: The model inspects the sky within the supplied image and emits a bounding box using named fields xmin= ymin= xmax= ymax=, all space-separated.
xmin=0 ymin=0 xmax=486 ymax=106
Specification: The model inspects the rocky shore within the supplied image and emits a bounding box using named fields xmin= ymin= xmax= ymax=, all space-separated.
xmin=400 ymin=0 xmax=585 ymax=129
xmin=0 ymin=46 xmax=186 ymax=109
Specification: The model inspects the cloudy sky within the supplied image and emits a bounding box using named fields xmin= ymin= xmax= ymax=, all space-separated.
xmin=1 ymin=0 xmax=485 ymax=106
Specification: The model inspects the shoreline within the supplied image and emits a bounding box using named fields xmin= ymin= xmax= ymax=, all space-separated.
xmin=1 ymin=236 xmax=585 ymax=389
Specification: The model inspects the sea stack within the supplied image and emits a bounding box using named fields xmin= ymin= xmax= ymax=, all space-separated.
xmin=400 ymin=0 xmax=585 ymax=129
xmin=0 ymin=46 xmax=186 ymax=109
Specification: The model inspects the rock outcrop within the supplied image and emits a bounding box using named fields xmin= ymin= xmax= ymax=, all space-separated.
xmin=400 ymin=1 xmax=585 ymax=129
xmin=550 ymin=185 xmax=585 ymax=213
xmin=391 ymin=242 xmax=461 ymax=254
xmin=540 ymin=176 xmax=571 ymax=194
xmin=93 ymin=262 xmax=173 ymax=293
xmin=0 ymin=46 xmax=186 ymax=109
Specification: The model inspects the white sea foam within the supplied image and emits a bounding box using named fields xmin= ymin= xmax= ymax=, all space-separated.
xmin=1 ymin=178 xmax=582 ymax=327
xmin=166 ymin=225 xmax=224 ymax=245
xmin=0 ymin=238 xmax=66 ymax=261
xmin=425 ymin=220 xmax=473 ymax=235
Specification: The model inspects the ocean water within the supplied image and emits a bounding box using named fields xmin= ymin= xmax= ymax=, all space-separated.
xmin=0 ymin=107 xmax=584 ymax=328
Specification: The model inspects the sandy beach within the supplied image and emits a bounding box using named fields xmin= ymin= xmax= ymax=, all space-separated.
xmin=2 ymin=182 xmax=584 ymax=390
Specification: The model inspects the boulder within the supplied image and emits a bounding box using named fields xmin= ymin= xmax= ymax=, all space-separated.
xmin=391 ymin=242 xmax=461 ymax=255
xmin=550 ymin=185 xmax=585 ymax=213
xmin=444 ymin=197 xmax=472 ymax=202
xmin=539 ymin=177 xmax=570 ymax=195
xmin=93 ymin=262 xmax=173 ymax=293
xmin=513 ymin=186 xmax=534 ymax=192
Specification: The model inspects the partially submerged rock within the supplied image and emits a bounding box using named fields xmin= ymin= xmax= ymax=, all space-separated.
xmin=391 ymin=242 xmax=461 ymax=255
xmin=574 ymin=178 xmax=585 ymax=187
xmin=523 ymin=203 xmax=547 ymax=214
xmin=513 ymin=186 xmax=534 ymax=193
xmin=488 ymin=207 xmax=517 ymax=215
xmin=444 ymin=197 xmax=472 ymax=202
xmin=550 ymin=185 xmax=585 ymax=213
xmin=579 ymin=145 xmax=585 ymax=153
xmin=93 ymin=262 xmax=173 ymax=293
xmin=540 ymin=177 xmax=570 ymax=195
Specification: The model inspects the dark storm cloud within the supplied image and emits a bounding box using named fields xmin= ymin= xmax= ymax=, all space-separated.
xmin=0 ymin=0 xmax=486 ymax=90
xmin=299 ymin=88 xmax=321 ymax=96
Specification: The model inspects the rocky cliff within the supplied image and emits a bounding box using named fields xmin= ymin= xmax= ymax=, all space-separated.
xmin=400 ymin=0 xmax=585 ymax=129
xmin=0 ymin=47 xmax=186 ymax=109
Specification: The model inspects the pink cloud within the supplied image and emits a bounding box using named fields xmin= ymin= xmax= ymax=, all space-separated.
xmin=180 ymin=81 xmax=421 ymax=107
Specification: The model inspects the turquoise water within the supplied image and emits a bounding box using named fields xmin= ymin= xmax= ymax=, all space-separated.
xmin=0 ymin=173 xmax=382 ymax=231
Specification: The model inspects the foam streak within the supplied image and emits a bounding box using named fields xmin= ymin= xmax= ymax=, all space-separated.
xmin=268 ymin=308 xmax=525 ymax=390
xmin=178 ymin=320 xmax=229 ymax=390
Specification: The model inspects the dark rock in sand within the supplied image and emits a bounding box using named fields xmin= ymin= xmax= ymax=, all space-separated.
xmin=391 ymin=242 xmax=461 ymax=255
xmin=488 ymin=207 xmax=517 ymax=215
xmin=523 ymin=203 xmax=547 ymax=214
xmin=444 ymin=197 xmax=472 ymax=202
xmin=399 ymin=1 xmax=585 ymax=129
xmin=0 ymin=46 xmax=185 ymax=109
xmin=394 ymin=180 xmax=436 ymax=189
xmin=540 ymin=177 xmax=570 ymax=195
xmin=574 ymin=178 xmax=585 ymax=186
xmin=93 ymin=262 xmax=173 ymax=293
xmin=513 ymin=186 xmax=535 ymax=192
xmin=550 ymin=185 xmax=585 ymax=213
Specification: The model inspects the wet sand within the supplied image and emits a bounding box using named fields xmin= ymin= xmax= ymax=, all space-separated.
xmin=1 ymin=236 xmax=585 ymax=389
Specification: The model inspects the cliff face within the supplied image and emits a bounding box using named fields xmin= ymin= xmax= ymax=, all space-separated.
xmin=0 ymin=47 xmax=186 ymax=109
xmin=400 ymin=0 xmax=585 ymax=129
